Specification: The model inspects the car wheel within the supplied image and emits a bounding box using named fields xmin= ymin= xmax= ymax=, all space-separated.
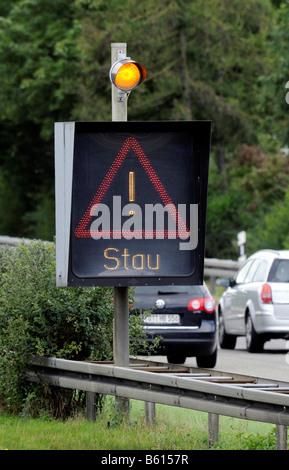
xmin=245 ymin=314 xmax=263 ymax=353
xmin=218 ymin=310 xmax=237 ymax=349
xmin=196 ymin=348 xmax=217 ymax=368
xmin=167 ymin=353 xmax=186 ymax=364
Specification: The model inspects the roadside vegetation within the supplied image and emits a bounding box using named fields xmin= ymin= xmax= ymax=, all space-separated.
xmin=0 ymin=0 xmax=289 ymax=258
xmin=0 ymin=241 xmax=282 ymax=450
xmin=0 ymin=399 xmax=277 ymax=450
xmin=0 ymin=241 xmax=157 ymax=418
xmin=0 ymin=0 xmax=288 ymax=451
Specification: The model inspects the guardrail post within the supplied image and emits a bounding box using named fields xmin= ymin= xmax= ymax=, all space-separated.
xmin=113 ymin=285 xmax=130 ymax=421
xmin=209 ymin=276 xmax=216 ymax=294
xmin=276 ymin=425 xmax=288 ymax=450
xmin=86 ymin=391 xmax=97 ymax=421
xmin=145 ymin=401 xmax=156 ymax=425
xmin=208 ymin=413 xmax=219 ymax=448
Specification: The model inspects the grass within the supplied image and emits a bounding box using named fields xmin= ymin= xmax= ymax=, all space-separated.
xmin=0 ymin=398 xmax=278 ymax=450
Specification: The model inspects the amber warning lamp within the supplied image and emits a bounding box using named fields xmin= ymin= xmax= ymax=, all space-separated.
xmin=109 ymin=57 xmax=147 ymax=98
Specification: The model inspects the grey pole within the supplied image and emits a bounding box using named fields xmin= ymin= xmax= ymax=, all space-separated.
xmin=111 ymin=43 xmax=128 ymax=122
xmin=111 ymin=43 xmax=130 ymax=420
xmin=85 ymin=44 xmax=130 ymax=422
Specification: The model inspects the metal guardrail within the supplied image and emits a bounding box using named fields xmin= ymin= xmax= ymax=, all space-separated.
xmin=204 ymin=257 xmax=241 ymax=292
xmin=204 ymin=257 xmax=240 ymax=278
xmin=27 ymin=357 xmax=289 ymax=449
xmin=0 ymin=235 xmax=32 ymax=246
xmin=0 ymin=235 xmax=240 ymax=285
xmin=0 ymin=236 xmax=52 ymax=247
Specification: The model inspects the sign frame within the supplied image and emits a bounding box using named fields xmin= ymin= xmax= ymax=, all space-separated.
xmin=55 ymin=120 xmax=211 ymax=287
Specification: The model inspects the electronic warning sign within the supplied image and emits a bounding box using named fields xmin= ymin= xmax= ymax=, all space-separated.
xmin=54 ymin=121 xmax=211 ymax=287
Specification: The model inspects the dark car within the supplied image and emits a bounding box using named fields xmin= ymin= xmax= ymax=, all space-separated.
xmin=131 ymin=284 xmax=217 ymax=367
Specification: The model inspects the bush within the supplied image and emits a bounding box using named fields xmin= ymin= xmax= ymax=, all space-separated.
xmin=0 ymin=240 xmax=115 ymax=417
xmin=0 ymin=240 xmax=159 ymax=418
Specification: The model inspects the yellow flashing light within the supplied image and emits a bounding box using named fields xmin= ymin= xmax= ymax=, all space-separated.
xmin=115 ymin=63 xmax=141 ymax=90
xmin=110 ymin=59 xmax=147 ymax=92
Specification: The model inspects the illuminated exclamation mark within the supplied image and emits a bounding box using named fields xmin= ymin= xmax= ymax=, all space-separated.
xmin=129 ymin=171 xmax=135 ymax=202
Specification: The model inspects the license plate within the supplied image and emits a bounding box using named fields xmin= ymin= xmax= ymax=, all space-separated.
xmin=143 ymin=314 xmax=180 ymax=325
xmin=272 ymin=287 xmax=289 ymax=304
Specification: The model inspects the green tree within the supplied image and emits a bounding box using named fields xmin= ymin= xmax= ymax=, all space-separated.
xmin=0 ymin=0 xmax=82 ymax=239
xmin=247 ymin=187 xmax=289 ymax=253
xmin=76 ymin=0 xmax=276 ymax=186
xmin=0 ymin=0 xmax=285 ymax=260
xmin=259 ymin=1 xmax=289 ymax=146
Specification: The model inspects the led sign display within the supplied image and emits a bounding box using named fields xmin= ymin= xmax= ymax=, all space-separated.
xmin=55 ymin=121 xmax=211 ymax=286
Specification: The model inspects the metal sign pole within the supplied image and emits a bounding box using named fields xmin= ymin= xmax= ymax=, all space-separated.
xmin=111 ymin=43 xmax=130 ymax=419
xmin=111 ymin=43 xmax=128 ymax=122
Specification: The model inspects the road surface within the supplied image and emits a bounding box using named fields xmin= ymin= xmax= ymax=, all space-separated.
xmin=210 ymin=337 xmax=289 ymax=382
xmin=150 ymin=338 xmax=289 ymax=382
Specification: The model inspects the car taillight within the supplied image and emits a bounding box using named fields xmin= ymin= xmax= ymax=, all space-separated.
xmin=187 ymin=297 xmax=216 ymax=313
xmin=260 ymin=284 xmax=272 ymax=303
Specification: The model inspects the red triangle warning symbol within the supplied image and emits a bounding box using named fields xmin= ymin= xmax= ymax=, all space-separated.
xmin=74 ymin=136 xmax=189 ymax=239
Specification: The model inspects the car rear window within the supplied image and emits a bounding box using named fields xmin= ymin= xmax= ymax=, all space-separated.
xmin=134 ymin=285 xmax=207 ymax=295
xmin=268 ymin=259 xmax=289 ymax=283
xmin=252 ymin=260 xmax=268 ymax=282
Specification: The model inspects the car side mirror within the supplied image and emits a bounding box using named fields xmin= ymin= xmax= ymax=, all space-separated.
xmin=216 ymin=278 xmax=236 ymax=288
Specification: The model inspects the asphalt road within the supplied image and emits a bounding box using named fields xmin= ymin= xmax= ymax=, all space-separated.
xmin=190 ymin=337 xmax=289 ymax=382
xmin=151 ymin=338 xmax=289 ymax=382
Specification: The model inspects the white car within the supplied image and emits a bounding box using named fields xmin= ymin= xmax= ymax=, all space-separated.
xmin=217 ymin=250 xmax=289 ymax=352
